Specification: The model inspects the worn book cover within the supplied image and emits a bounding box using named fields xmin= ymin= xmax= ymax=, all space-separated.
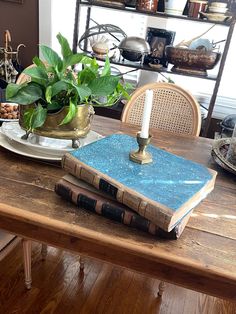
xmin=55 ymin=175 xmax=192 ymax=239
xmin=62 ymin=134 xmax=217 ymax=231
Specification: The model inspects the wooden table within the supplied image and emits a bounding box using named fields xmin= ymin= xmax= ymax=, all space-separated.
xmin=0 ymin=116 xmax=235 ymax=301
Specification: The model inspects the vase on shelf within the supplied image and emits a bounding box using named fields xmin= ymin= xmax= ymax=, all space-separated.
xmin=136 ymin=0 xmax=158 ymax=12
xmin=165 ymin=0 xmax=188 ymax=15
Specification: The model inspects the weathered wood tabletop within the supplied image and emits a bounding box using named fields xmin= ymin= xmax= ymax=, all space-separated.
xmin=0 ymin=115 xmax=235 ymax=301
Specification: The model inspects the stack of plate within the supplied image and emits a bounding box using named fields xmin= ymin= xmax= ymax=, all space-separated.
xmin=0 ymin=121 xmax=103 ymax=161
xmin=201 ymin=2 xmax=229 ymax=22
xmin=208 ymin=1 xmax=228 ymax=14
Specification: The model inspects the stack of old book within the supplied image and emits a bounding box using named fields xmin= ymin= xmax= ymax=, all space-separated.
xmin=55 ymin=134 xmax=217 ymax=239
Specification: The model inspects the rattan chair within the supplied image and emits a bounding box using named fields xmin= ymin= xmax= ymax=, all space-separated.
xmin=121 ymin=82 xmax=201 ymax=136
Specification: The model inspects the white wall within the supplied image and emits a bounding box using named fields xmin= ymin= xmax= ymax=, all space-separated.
xmin=38 ymin=0 xmax=52 ymax=53
xmin=39 ymin=0 xmax=76 ymax=56
xmin=51 ymin=0 xmax=76 ymax=52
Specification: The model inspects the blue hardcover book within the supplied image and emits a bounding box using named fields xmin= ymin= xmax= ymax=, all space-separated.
xmin=62 ymin=134 xmax=217 ymax=231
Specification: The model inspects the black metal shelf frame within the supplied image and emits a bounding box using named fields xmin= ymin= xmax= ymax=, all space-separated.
xmin=73 ymin=0 xmax=236 ymax=137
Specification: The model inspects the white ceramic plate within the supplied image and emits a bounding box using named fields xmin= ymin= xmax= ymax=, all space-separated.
xmin=0 ymin=132 xmax=61 ymax=161
xmin=1 ymin=121 xmax=103 ymax=157
xmin=0 ymin=118 xmax=19 ymax=122
xmin=208 ymin=6 xmax=228 ymax=14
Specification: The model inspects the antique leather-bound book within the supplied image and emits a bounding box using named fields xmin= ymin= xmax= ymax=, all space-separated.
xmin=55 ymin=175 xmax=192 ymax=239
xmin=61 ymin=134 xmax=217 ymax=231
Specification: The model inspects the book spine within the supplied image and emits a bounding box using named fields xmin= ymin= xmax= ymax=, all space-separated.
xmin=55 ymin=179 xmax=188 ymax=239
xmin=62 ymin=154 xmax=170 ymax=229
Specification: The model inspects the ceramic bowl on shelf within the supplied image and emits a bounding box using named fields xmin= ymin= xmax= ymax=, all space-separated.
xmin=189 ymin=38 xmax=213 ymax=51
xmin=200 ymin=12 xmax=230 ymax=22
xmin=210 ymin=1 xmax=227 ymax=8
xmin=208 ymin=6 xmax=228 ymax=13
xmin=165 ymin=46 xmax=221 ymax=76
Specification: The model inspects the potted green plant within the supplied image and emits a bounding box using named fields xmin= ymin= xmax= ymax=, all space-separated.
xmin=6 ymin=33 xmax=131 ymax=144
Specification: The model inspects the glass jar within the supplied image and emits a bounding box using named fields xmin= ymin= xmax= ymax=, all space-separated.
xmin=136 ymin=0 xmax=158 ymax=12
xmin=226 ymin=123 xmax=236 ymax=166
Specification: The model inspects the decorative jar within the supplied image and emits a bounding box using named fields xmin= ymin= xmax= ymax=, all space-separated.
xmin=165 ymin=0 xmax=188 ymax=15
xmin=188 ymin=0 xmax=208 ymax=18
xmin=136 ymin=0 xmax=158 ymax=12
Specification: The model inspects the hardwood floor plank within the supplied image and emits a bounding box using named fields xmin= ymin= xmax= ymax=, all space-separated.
xmin=56 ymin=258 xmax=104 ymax=314
xmin=25 ymin=250 xmax=79 ymax=314
xmin=133 ymin=278 xmax=162 ymax=314
xmin=94 ymin=267 xmax=126 ymax=314
xmin=0 ymin=243 xmax=235 ymax=314
xmin=115 ymin=272 xmax=148 ymax=314
xmin=102 ymin=270 xmax=135 ymax=314
xmin=78 ymin=263 xmax=114 ymax=314
xmin=53 ymin=256 xmax=101 ymax=314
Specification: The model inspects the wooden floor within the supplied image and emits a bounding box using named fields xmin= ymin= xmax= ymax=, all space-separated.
xmin=0 ymin=242 xmax=235 ymax=314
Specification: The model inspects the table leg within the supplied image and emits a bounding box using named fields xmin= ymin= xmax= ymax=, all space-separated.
xmin=22 ymin=239 xmax=32 ymax=290
xmin=79 ymin=255 xmax=84 ymax=271
xmin=157 ymin=281 xmax=165 ymax=297
xmin=41 ymin=244 xmax=48 ymax=260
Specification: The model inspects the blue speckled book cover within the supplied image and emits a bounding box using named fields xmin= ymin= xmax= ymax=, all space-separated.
xmin=63 ymin=134 xmax=217 ymax=231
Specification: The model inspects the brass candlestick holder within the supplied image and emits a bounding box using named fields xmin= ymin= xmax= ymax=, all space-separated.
xmin=129 ymin=132 xmax=153 ymax=164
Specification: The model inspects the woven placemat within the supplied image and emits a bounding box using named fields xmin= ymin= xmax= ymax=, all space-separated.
xmin=211 ymin=138 xmax=236 ymax=175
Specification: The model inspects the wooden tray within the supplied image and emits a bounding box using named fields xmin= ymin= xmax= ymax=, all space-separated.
xmin=211 ymin=138 xmax=236 ymax=175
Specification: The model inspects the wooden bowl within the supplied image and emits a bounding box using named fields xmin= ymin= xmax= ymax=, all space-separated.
xmin=165 ymin=46 xmax=221 ymax=76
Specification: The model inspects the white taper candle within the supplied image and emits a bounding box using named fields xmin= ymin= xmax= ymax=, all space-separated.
xmin=140 ymin=89 xmax=153 ymax=138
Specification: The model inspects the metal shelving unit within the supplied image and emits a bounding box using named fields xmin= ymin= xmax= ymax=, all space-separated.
xmin=73 ymin=0 xmax=236 ymax=137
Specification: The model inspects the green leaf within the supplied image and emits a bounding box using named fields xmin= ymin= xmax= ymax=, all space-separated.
xmin=6 ymin=83 xmax=26 ymax=99
xmin=47 ymin=101 xmax=63 ymax=111
xmin=23 ymin=67 xmax=48 ymax=86
xmin=88 ymin=76 xmax=119 ymax=97
xmin=64 ymin=70 xmax=75 ymax=82
xmin=57 ymin=33 xmax=72 ymax=59
xmin=32 ymin=56 xmax=46 ymax=70
xmin=51 ymin=81 xmax=69 ymax=98
xmin=40 ymin=45 xmax=63 ymax=72
xmin=116 ymin=81 xmax=131 ymax=100
xmin=23 ymin=104 xmax=47 ymax=130
xmin=6 ymin=83 xmax=43 ymax=105
xmin=45 ymin=86 xmax=52 ymax=103
xmin=63 ymin=53 xmax=85 ymax=69
xmin=80 ymin=55 xmax=94 ymax=65
xmin=59 ymin=99 xmax=77 ymax=125
xmin=88 ymin=58 xmax=99 ymax=74
xmin=77 ymin=67 xmax=96 ymax=85
xmin=32 ymin=104 xmax=47 ymax=129
xmin=74 ymin=85 xmax=91 ymax=102
xmin=101 ymin=56 xmax=111 ymax=76
xmin=23 ymin=108 xmax=35 ymax=130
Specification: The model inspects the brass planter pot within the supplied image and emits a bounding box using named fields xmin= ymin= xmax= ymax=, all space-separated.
xmin=19 ymin=104 xmax=95 ymax=140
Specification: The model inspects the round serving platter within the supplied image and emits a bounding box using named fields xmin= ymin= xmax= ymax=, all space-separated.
xmin=1 ymin=121 xmax=103 ymax=157
xmin=0 ymin=132 xmax=61 ymax=161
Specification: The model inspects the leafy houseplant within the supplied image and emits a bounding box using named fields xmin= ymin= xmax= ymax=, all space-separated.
xmin=6 ymin=33 xmax=131 ymax=134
